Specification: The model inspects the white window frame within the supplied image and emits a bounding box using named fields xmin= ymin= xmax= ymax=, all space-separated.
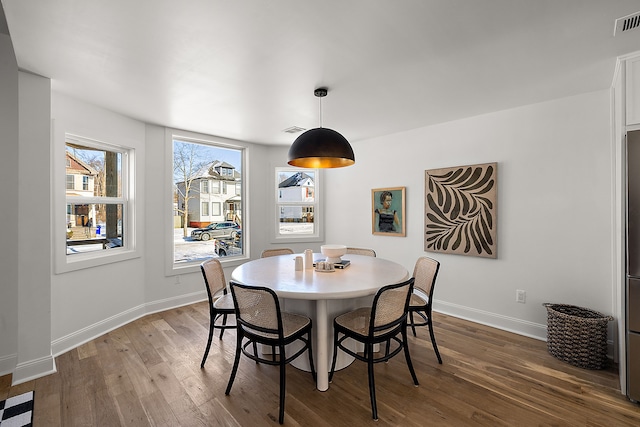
xmin=55 ymin=134 xmax=138 ymax=273
xmin=271 ymin=166 xmax=323 ymax=243
xmin=66 ymin=174 xmax=74 ymax=190
xmin=201 ymin=180 xmax=209 ymax=194
xmin=202 ymin=201 xmax=209 ymax=216
xmin=165 ymin=128 xmax=249 ymax=275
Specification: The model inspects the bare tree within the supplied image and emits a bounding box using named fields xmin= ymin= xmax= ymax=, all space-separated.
xmin=174 ymin=141 xmax=207 ymax=237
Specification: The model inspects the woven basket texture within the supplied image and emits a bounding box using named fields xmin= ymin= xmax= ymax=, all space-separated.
xmin=543 ymin=303 xmax=613 ymax=370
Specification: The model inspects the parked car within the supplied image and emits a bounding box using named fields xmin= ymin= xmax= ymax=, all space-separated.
xmin=215 ymin=233 xmax=242 ymax=257
xmin=191 ymin=221 xmax=240 ymax=241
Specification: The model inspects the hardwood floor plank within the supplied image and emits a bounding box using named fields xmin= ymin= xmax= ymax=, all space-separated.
xmin=2 ymin=304 xmax=640 ymax=426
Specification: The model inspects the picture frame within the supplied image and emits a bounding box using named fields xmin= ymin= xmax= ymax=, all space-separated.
xmin=372 ymin=187 xmax=406 ymax=236
xmin=424 ymin=162 xmax=497 ymax=258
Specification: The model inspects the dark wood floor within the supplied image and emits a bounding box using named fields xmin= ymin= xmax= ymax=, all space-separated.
xmin=2 ymin=301 xmax=639 ymax=426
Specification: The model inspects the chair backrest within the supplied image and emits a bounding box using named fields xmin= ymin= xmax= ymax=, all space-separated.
xmin=261 ymin=248 xmax=294 ymax=258
xmin=229 ymin=281 xmax=283 ymax=339
xmin=201 ymin=258 xmax=227 ymax=298
xmin=346 ymin=247 xmax=376 ymax=257
xmin=412 ymin=256 xmax=440 ymax=298
xmin=369 ymin=278 xmax=414 ymax=336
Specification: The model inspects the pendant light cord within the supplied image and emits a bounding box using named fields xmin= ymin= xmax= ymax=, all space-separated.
xmin=318 ymin=95 xmax=323 ymax=128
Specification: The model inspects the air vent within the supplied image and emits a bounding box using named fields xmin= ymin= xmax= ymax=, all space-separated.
xmin=282 ymin=126 xmax=306 ymax=134
xmin=614 ymin=11 xmax=640 ymax=36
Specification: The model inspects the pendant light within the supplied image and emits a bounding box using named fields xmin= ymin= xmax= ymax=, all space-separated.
xmin=287 ymin=88 xmax=355 ymax=168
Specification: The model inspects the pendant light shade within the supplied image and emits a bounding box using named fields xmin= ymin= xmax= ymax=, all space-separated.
xmin=287 ymin=88 xmax=355 ymax=168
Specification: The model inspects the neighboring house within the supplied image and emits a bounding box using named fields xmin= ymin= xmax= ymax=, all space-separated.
xmin=278 ymin=172 xmax=314 ymax=223
xmin=65 ymin=151 xmax=97 ymax=227
xmin=176 ymin=161 xmax=242 ymax=228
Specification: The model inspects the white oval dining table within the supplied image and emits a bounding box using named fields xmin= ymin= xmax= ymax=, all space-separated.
xmin=230 ymin=253 xmax=409 ymax=391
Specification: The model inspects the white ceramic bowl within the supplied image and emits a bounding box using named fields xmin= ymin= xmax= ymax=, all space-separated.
xmin=321 ymin=244 xmax=347 ymax=264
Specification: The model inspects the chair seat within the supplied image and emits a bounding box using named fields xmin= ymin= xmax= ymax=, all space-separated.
xmin=335 ymin=307 xmax=399 ymax=338
xmin=245 ymin=312 xmax=311 ymax=340
xmin=213 ymin=293 xmax=235 ymax=310
xmin=409 ymin=290 xmax=429 ymax=307
xmin=335 ymin=307 xmax=372 ymax=335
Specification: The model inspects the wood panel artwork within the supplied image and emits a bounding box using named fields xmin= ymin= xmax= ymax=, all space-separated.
xmin=425 ymin=162 xmax=497 ymax=258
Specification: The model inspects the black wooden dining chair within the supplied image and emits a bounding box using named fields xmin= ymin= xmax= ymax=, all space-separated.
xmin=408 ymin=256 xmax=442 ymax=364
xmin=345 ymin=247 xmax=377 ymax=257
xmin=226 ymin=280 xmax=316 ymax=424
xmin=260 ymin=248 xmax=294 ymax=257
xmin=200 ymin=258 xmax=236 ymax=368
xmin=329 ymin=278 xmax=418 ymax=421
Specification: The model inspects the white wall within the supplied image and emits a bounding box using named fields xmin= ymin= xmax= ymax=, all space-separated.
xmin=324 ymin=90 xmax=615 ymax=340
xmin=0 ymin=33 xmax=20 ymax=376
xmin=15 ymin=71 xmax=53 ymax=383
xmin=1 ymin=76 xmax=618 ymax=382
xmin=50 ymin=93 xmax=147 ymax=356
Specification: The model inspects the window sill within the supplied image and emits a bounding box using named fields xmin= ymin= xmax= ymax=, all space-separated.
xmin=55 ymin=247 xmax=141 ymax=274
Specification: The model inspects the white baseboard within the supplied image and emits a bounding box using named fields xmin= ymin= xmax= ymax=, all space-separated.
xmin=51 ymin=290 xmax=207 ymax=359
xmin=11 ymin=354 xmax=56 ymax=386
xmin=0 ymin=353 xmax=17 ymax=378
xmin=433 ymin=300 xmax=548 ymax=341
xmin=435 ymin=300 xmax=618 ymax=360
xmin=3 ymin=291 xmax=207 ymax=384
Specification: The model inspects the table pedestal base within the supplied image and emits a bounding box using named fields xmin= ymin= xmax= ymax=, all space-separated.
xmin=282 ymin=295 xmax=373 ymax=391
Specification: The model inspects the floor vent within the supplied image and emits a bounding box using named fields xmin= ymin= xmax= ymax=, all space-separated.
xmin=615 ymin=11 xmax=640 ymax=36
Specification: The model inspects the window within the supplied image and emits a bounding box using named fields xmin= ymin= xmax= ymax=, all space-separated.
xmin=274 ymin=167 xmax=321 ymax=240
xmin=59 ymin=134 xmax=135 ymax=272
xmin=172 ymin=135 xmax=244 ymax=267
xmin=212 ymin=202 xmax=221 ymax=216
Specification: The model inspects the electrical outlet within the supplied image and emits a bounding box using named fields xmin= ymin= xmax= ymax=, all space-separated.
xmin=516 ymin=289 xmax=526 ymax=303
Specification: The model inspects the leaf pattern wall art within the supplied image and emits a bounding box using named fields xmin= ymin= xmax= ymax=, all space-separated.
xmin=424 ymin=162 xmax=497 ymax=258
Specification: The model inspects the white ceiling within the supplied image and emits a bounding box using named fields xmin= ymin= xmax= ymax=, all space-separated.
xmin=2 ymin=0 xmax=640 ymax=146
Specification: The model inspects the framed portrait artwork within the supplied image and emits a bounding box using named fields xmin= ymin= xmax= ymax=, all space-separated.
xmin=372 ymin=187 xmax=406 ymax=236
xmin=424 ymin=162 xmax=497 ymax=258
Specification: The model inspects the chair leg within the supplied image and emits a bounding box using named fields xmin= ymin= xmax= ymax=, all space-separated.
xmin=427 ymin=314 xmax=443 ymax=364
xmin=219 ymin=313 xmax=228 ymax=339
xmin=278 ymin=345 xmax=286 ymax=424
xmin=329 ymin=331 xmax=339 ymax=382
xmin=307 ymin=331 xmax=317 ymax=382
xmin=384 ymin=339 xmax=391 ymax=360
xmin=225 ymin=333 xmax=243 ymax=395
xmin=409 ymin=311 xmax=417 ymax=337
xmin=402 ymin=327 xmax=419 ymax=386
xmin=201 ymin=311 xmax=215 ymax=368
xmin=366 ymin=343 xmax=378 ymax=421
xmin=252 ymin=341 xmax=259 ymax=363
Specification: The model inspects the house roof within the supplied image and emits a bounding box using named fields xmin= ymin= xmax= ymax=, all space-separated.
xmin=175 ymin=160 xmax=240 ymax=186
xmin=279 ymin=172 xmax=314 ymax=188
xmin=66 ymin=152 xmax=97 ymax=176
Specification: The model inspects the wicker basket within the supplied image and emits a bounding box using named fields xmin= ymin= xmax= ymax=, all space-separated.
xmin=542 ymin=303 xmax=614 ymax=370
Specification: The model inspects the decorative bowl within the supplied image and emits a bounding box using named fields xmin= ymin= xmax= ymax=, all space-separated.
xmin=321 ymin=244 xmax=347 ymax=264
